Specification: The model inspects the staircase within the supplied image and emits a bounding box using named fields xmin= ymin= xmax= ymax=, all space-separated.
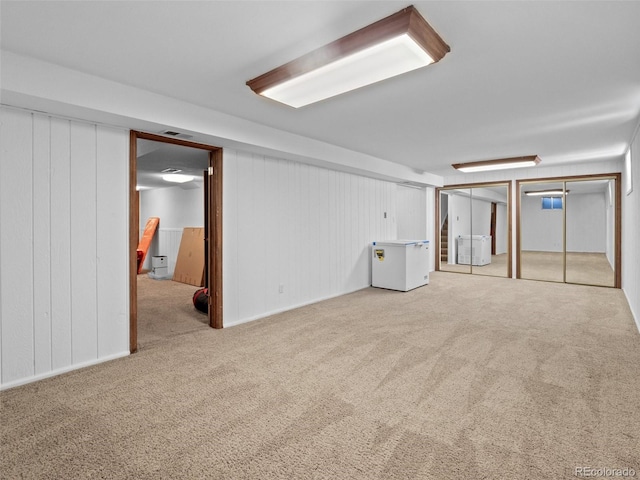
xmin=440 ymin=216 xmax=449 ymax=263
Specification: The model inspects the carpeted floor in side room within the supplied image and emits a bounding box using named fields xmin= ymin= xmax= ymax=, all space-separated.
xmin=136 ymin=274 xmax=209 ymax=350
xmin=1 ymin=272 xmax=639 ymax=479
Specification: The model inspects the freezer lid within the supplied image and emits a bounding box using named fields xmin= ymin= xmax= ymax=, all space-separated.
xmin=372 ymin=240 xmax=429 ymax=246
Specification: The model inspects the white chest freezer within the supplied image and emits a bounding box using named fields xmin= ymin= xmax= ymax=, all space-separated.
xmin=457 ymin=235 xmax=491 ymax=266
xmin=372 ymin=240 xmax=429 ymax=292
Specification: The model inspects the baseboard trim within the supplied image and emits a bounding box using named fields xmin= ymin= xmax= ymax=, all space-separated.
xmin=224 ymin=286 xmax=371 ymax=329
xmin=0 ymin=351 xmax=130 ymax=391
xmin=622 ymin=287 xmax=640 ymax=334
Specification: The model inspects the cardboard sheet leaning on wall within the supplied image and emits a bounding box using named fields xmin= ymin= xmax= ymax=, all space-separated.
xmin=173 ymin=227 xmax=205 ymax=287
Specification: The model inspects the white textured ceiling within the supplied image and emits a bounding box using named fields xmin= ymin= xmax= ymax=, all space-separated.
xmin=2 ymin=0 xmax=640 ymax=177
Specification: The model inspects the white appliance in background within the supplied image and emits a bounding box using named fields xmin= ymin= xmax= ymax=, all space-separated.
xmin=457 ymin=235 xmax=491 ymax=266
xmin=148 ymin=255 xmax=171 ymax=280
xmin=371 ymin=240 xmax=430 ymax=292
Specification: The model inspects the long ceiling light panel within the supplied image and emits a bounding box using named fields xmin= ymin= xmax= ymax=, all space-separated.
xmin=246 ymin=5 xmax=450 ymax=108
xmin=524 ymin=189 xmax=569 ymax=196
xmin=452 ymin=156 xmax=541 ymax=173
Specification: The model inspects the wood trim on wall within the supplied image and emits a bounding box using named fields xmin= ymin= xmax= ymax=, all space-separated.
xmin=507 ymin=183 xmax=513 ymax=278
xmin=614 ymin=172 xmax=622 ymax=289
xmin=129 ymin=131 xmax=224 ymax=353
xmin=129 ymin=131 xmax=138 ymax=353
xmin=435 ymin=188 xmax=441 ymax=271
xmin=515 ymin=180 xmax=521 ymax=279
xmin=209 ymin=149 xmax=223 ymax=329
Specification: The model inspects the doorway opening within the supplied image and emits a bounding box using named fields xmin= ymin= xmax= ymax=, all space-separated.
xmin=129 ymin=131 xmax=223 ymax=353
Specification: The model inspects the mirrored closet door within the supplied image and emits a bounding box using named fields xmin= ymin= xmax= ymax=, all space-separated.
xmin=437 ymin=182 xmax=511 ymax=278
xmin=519 ymin=181 xmax=565 ymax=282
xmin=517 ymin=174 xmax=620 ymax=288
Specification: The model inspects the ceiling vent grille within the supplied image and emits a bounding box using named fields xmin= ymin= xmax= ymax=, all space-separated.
xmin=161 ymin=168 xmax=182 ymax=174
xmin=160 ymin=130 xmax=194 ymax=140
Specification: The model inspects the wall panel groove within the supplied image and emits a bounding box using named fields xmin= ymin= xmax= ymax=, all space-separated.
xmin=1 ymin=109 xmax=34 ymax=384
xmin=222 ymin=148 xmax=399 ymax=327
xmin=1 ymin=107 xmax=129 ymax=389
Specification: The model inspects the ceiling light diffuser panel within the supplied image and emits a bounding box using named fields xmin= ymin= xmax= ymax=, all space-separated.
xmin=246 ymin=5 xmax=449 ymax=108
xmin=162 ymin=174 xmax=195 ymax=183
xmin=524 ymin=189 xmax=569 ymax=196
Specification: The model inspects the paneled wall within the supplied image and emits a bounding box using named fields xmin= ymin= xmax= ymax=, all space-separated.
xmin=223 ymin=149 xmax=398 ymax=327
xmin=0 ymin=107 xmax=129 ymax=389
xmin=622 ymin=121 xmax=640 ymax=331
xmin=145 ymin=228 xmax=183 ymax=275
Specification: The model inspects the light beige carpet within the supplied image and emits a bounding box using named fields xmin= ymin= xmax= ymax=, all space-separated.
xmin=1 ymin=272 xmax=639 ymax=479
xmin=442 ymin=251 xmax=615 ymax=287
xmin=521 ymin=251 xmax=615 ymax=287
xmin=441 ymin=253 xmax=509 ymax=277
xmin=136 ymin=274 xmax=209 ymax=350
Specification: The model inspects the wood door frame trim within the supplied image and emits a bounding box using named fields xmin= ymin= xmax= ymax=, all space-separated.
xmin=129 ymin=131 xmax=223 ymax=353
xmin=490 ymin=202 xmax=497 ymax=255
xmin=515 ymin=172 xmax=622 ymax=288
xmin=435 ymin=181 xmax=512 ymax=277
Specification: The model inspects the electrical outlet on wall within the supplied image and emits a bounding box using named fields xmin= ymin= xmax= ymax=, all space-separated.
xmin=278 ymin=285 xmax=284 ymax=294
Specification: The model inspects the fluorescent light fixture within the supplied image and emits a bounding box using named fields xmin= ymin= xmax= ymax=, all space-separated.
xmin=260 ymin=34 xmax=433 ymax=108
xmin=162 ymin=174 xmax=194 ymax=184
xmin=452 ymin=155 xmax=541 ymax=173
xmin=524 ymin=189 xmax=569 ymax=196
xmin=246 ymin=6 xmax=449 ymax=108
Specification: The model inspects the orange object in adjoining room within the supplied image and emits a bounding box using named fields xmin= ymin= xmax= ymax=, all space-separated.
xmin=137 ymin=217 xmax=160 ymax=273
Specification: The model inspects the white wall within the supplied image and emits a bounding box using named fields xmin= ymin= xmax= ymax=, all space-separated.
xmin=397 ymin=185 xmax=427 ymax=240
xmin=139 ymin=185 xmax=204 ymax=273
xmin=446 ymin=192 xmax=498 ymax=261
xmin=496 ymin=203 xmax=508 ymax=255
xmin=396 ymin=185 xmax=437 ymax=270
xmin=566 ymin=192 xmax=606 ymax=253
xmin=521 ymin=192 xmax=607 ymax=253
xmin=223 ymin=149 xmax=398 ymax=327
xmin=447 ymin=193 xmax=470 ymax=263
xmin=622 ymin=120 xmax=640 ymax=332
xmin=426 ymin=187 xmax=436 ymax=270
xmin=605 ymin=180 xmax=615 ymax=268
xmin=0 ymin=107 xmax=129 ymax=389
xmin=140 ymin=185 xmax=204 ymax=232
xmin=521 ymin=194 xmax=564 ymax=252
xmin=471 ymin=198 xmax=492 ymax=236
xmin=2 ymin=51 xmax=443 ymax=188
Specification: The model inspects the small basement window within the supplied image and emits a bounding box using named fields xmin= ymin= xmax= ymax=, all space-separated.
xmin=542 ymin=196 xmax=563 ymax=210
